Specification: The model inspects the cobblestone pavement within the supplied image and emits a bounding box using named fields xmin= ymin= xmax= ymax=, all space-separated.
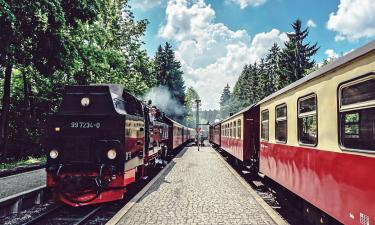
xmin=0 ymin=169 xmax=45 ymax=199
xmin=117 ymin=146 xmax=277 ymax=225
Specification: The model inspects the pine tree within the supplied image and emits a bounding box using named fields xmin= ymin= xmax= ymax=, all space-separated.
xmin=163 ymin=42 xmax=185 ymax=105
xmin=153 ymin=42 xmax=186 ymax=122
xmin=220 ymin=84 xmax=231 ymax=107
xmin=219 ymin=84 xmax=232 ymax=118
xmin=154 ymin=45 xmax=166 ymax=83
xmin=258 ymin=59 xmax=269 ymax=100
xmin=265 ymin=43 xmax=283 ymax=91
xmin=280 ymin=19 xmax=319 ymax=84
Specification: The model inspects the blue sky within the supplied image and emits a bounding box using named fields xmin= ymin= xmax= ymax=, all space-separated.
xmin=129 ymin=0 xmax=375 ymax=109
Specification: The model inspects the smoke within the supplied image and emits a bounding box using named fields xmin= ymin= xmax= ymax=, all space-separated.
xmin=144 ymin=86 xmax=186 ymax=117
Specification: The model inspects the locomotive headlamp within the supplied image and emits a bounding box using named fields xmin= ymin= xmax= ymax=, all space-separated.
xmin=107 ymin=149 xmax=117 ymax=160
xmin=49 ymin=149 xmax=59 ymax=159
xmin=54 ymin=127 xmax=61 ymax=132
xmin=81 ymin=97 xmax=90 ymax=107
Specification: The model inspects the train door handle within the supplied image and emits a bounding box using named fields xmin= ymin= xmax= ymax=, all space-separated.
xmin=136 ymin=140 xmax=142 ymax=145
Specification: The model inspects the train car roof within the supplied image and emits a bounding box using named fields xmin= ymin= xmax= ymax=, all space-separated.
xmin=257 ymin=40 xmax=375 ymax=105
xmin=164 ymin=116 xmax=189 ymax=129
xmin=220 ymin=104 xmax=256 ymax=123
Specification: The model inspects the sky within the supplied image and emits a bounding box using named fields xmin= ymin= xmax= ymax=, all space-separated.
xmin=129 ymin=0 xmax=375 ymax=110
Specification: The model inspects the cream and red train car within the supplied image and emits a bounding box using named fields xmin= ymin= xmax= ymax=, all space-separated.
xmin=165 ymin=118 xmax=193 ymax=151
xmin=219 ymin=106 xmax=260 ymax=168
xmin=210 ymin=122 xmax=222 ymax=147
xmin=258 ymin=41 xmax=375 ymax=225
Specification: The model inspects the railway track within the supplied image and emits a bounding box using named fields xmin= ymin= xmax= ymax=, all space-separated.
xmin=23 ymin=204 xmax=103 ymax=225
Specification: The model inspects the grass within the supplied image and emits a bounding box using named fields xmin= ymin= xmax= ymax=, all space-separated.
xmin=0 ymin=156 xmax=46 ymax=170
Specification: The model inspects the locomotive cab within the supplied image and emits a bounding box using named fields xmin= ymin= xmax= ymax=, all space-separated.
xmin=45 ymin=84 xmax=145 ymax=206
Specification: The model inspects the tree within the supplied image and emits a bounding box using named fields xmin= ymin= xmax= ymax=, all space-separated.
xmin=0 ymin=0 xmax=84 ymax=158
xmin=0 ymin=0 xmax=156 ymax=161
xmin=154 ymin=42 xmax=186 ymax=121
xmin=219 ymin=84 xmax=232 ymax=118
xmin=220 ymin=84 xmax=231 ymax=107
xmin=280 ymin=19 xmax=319 ymax=84
xmin=265 ymin=43 xmax=283 ymax=91
xmin=184 ymin=87 xmax=200 ymax=127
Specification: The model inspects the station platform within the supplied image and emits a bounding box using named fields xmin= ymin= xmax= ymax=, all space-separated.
xmin=109 ymin=145 xmax=286 ymax=225
xmin=0 ymin=169 xmax=45 ymax=200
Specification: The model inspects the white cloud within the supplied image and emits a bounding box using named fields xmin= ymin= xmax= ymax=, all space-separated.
xmin=327 ymin=0 xmax=375 ymax=41
xmin=229 ymin=0 xmax=267 ymax=9
xmin=325 ymin=49 xmax=339 ymax=60
xmin=159 ymin=0 xmax=287 ymax=109
xmin=131 ymin=0 xmax=164 ymax=10
xmin=307 ymin=19 xmax=317 ymax=28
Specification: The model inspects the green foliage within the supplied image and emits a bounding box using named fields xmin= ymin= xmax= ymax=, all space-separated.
xmin=226 ymin=19 xmax=319 ymax=117
xmin=0 ymin=156 xmax=46 ymax=169
xmin=279 ymin=19 xmax=319 ymax=84
xmin=153 ymin=42 xmax=186 ymax=122
xmin=219 ymin=84 xmax=233 ymax=118
xmin=0 ymin=0 xmax=156 ymax=160
xmin=184 ymin=87 xmax=200 ymax=127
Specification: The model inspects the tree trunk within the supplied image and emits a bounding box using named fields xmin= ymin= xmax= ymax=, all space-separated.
xmin=0 ymin=64 xmax=12 ymax=159
xmin=23 ymin=71 xmax=31 ymax=117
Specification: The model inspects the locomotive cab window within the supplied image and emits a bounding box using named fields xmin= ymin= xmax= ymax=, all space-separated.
xmin=261 ymin=110 xmax=269 ymax=141
xmin=298 ymin=94 xmax=317 ymax=146
xmin=339 ymin=75 xmax=375 ymax=152
xmin=275 ymin=104 xmax=287 ymax=143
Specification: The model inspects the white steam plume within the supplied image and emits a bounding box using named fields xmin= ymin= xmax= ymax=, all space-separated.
xmin=144 ymin=86 xmax=186 ymax=117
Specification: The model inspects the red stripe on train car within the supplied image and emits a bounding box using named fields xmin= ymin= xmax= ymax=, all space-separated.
xmin=259 ymin=142 xmax=375 ymax=225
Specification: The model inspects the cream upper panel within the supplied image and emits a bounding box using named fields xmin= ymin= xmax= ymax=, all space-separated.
xmin=259 ymin=51 xmax=375 ymax=157
xmin=221 ymin=114 xmax=244 ymax=139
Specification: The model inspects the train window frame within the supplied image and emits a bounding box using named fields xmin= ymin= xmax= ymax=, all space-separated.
xmin=338 ymin=73 xmax=375 ymax=153
xmin=297 ymin=93 xmax=318 ymax=147
xmin=230 ymin=122 xmax=233 ymax=137
xmin=261 ymin=109 xmax=269 ymax=141
xmin=237 ymin=119 xmax=241 ymax=139
xmin=233 ymin=121 xmax=237 ymax=138
xmin=275 ymin=103 xmax=287 ymax=143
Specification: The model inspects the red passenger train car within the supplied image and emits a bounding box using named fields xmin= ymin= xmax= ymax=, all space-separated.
xmin=214 ymin=40 xmax=375 ymax=225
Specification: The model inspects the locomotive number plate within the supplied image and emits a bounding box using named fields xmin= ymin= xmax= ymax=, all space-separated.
xmin=70 ymin=122 xmax=101 ymax=129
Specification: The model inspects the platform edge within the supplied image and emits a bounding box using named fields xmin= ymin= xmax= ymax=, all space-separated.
xmin=106 ymin=147 xmax=188 ymax=225
xmin=213 ymin=149 xmax=289 ymax=225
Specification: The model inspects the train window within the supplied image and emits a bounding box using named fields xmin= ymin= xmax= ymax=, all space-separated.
xmin=238 ymin=119 xmax=241 ymax=138
xmin=275 ymin=104 xmax=287 ymax=143
xmin=261 ymin=110 xmax=269 ymax=141
xmin=233 ymin=121 xmax=237 ymax=138
xmin=298 ymin=94 xmax=317 ymax=146
xmin=339 ymin=75 xmax=375 ymax=152
xmin=230 ymin=122 xmax=233 ymax=137
xmin=113 ymin=98 xmax=125 ymax=111
xmin=341 ymin=78 xmax=375 ymax=107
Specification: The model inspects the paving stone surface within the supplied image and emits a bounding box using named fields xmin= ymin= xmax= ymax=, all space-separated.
xmin=117 ymin=145 xmax=276 ymax=225
xmin=0 ymin=169 xmax=45 ymax=199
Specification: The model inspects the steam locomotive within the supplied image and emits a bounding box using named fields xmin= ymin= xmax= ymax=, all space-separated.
xmin=44 ymin=84 xmax=194 ymax=206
